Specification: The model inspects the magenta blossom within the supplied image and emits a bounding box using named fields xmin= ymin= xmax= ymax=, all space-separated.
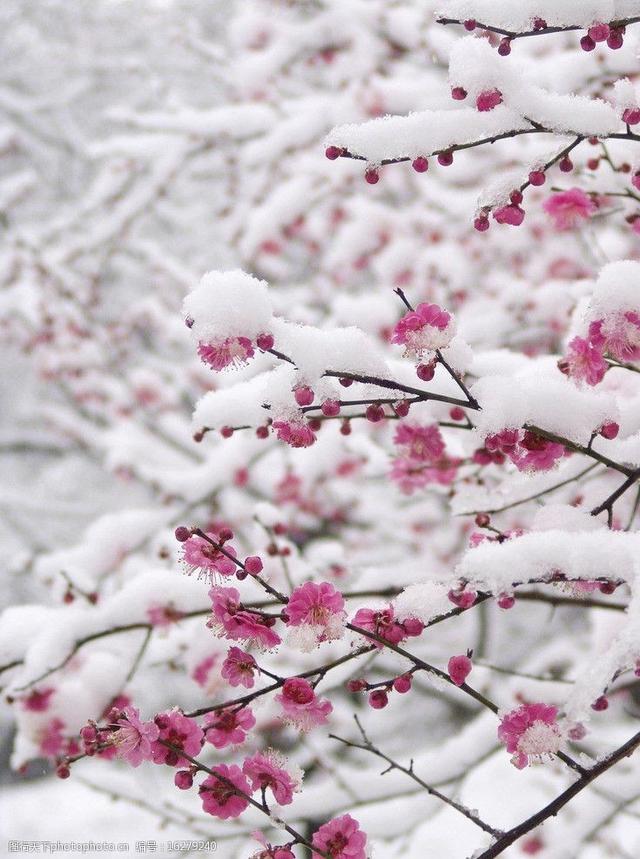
xmin=391 ymin=302 xmax=454 ymax=356
xmin=209 ymin=586 xmax=282 ymax=649
xmin=150 ymin=710 xmax=204 ymax=767
xmin=182 ymin=532 xmax=237 ymax=581
xmin=589 ymin=313 xmax=640 ymax=362
xmin=542 ymin=189 xmax=596 ymax=230
xmin=393 ymin=423 xmax=445 ymax=461
xmin=199 ymin=764 xmax=251 ymax=819
xmin=39 ymin=718 xmax=66 ymax=758
xmin=561 ymin=336 xmax=607 ymax=386
xmin=272 ymin=420 xmax=317 ymax=448
xmin=493 ymin=204 xmax=525 ymax=226
xmin=485 ymin=428 xmax=566 ymax=473
xmin=286 ymin=581 xmax=345 ymax=649
xmin=221 ymin=646 xmax=258 ymax=688
xmin=192 ymin=654 xmax=218 ymax=688
xmin=112 ymin=707 xmax=159 ymax=767
xmin=312 ymin=814 xmax=367 ymax=859
xmin=242 ymin=750 xmax=301 ymax=806
xmin=352 ymin=605 xmax=423 ymax=647
xmin=197 ymin=336 xmax=255 ymax=371
xmin=204 ymin=707 xmax=255 ymax=749
xmin=498 ymin=703 xmax=563 ymax=769
xmin=275 ymin=678 xmax=332 ymax=731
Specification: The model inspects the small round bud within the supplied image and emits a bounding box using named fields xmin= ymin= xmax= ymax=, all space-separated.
xmin=402 ymin=617 xmax=424 ymax=637
xmin=497 ymin=593 xmax=515 ymax=610
xmin=174 ymin=770 xmax=194 ymax=790
xmin=368 ymin=690 xmax=389 ymax=709
xmin=346 ymin=678 xmax=368 ymax=693
xmin=63 ymin=590 xmax=75 ymax=604
xmin=365 ymin=404 xmax=385 ymax=423
xmin=580 ymin=34 xmax=596 ymax=51
xmin=321 ymin=399 xmax=340 ymax=416
xmin=174 ymin=526 xmax=191 ymax=543
xmin=463 ymin=19 xmax=476 ymax=31
xmin=607 ymin=29 xmax=624 ymax=49
xmin=474 ymin=214 xmax=490 ymax=232
xmin=412 ymin=156 xmax=429 ymax=173
xmin=416 ymin=362 xmax=436 ymax=381
xmin=325 ymin=146 xmax=342 ymax=160
xmin=588 ymin=22 xmax=610 ymax=43
xmin=193 ymin=430 xmax=204 ymax=443
xmin=256 ymin=332 xmax=274 ymax=351
xmin=437 ymin=151 xmax=453 ymax=167
xmin=340 ymin=419 xmax=352 ymax=436
xmin=256 ymin=425 xmax=269 ymax=439
xmin=294 ymin=386 xmax=314 ymax=406
xmin=533 ymin=18 xmax=547 ymax=30
xmin=599 ymin=421 xmax=619 ymax=440
xmin=497 ymin=38 xmax=511 ymax=56
xmin=599 ymin=580 xmax=617 ymax=594
xmin=528 ymin=170 xmax=546 ymax=186
xmin=559 ymin=156 xmax=573 ymax=173
xmin=449 ymin=406 xmax=465 ymax=421
xmin=339 ymin=377 xmax=354 ymax=387
xmin=365 ymin=167 xmax=380 ymax=184
xmin=220 ymin=426 xmax=234 ymax=439
xmin=510 ymin=189 xmax=523 ymax=205
xmin=451 ymin=86 xmax=467 ymax=101
xmin=219 ymin=528 xmax=234 ymax=542
xmin=591 ymin=695 xmax=609 ymax=711
xmin=393 ymin=674 xmax=412 ymax=694
xmin=475 ymin=513 xmax=490 ymax=528
xmin=394 ymin=400 xmax=411 ymax=417
xmin=56 ymin=763 xmax=71 ymax=779
xmin=587 ymin=158 xmax=600 ymax=170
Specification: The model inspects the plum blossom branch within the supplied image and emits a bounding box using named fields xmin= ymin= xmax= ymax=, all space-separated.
xmin=330 ymin=714 xmax=503 ymax=838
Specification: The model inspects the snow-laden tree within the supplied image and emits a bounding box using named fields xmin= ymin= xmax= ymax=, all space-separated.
xmin=2 ymin=1 xmax=640 ymax=857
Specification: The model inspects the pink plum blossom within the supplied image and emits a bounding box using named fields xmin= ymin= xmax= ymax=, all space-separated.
xmin=111 ymin=707 xmax=159 ymax=767
xmin=192 ymin=654 xmax=218 ymax=688
xmin=199 ymin=764 xmax=251 ymax=819
xmin=493 ymin=204 xmax=525 ymax=226
xmin=589 ymin=313 xmax=640 ymax=362
xmin=561 ymin=336 xmax=607 ymax=386
xmin=275 ymin=678 xmax=332 ymax=731
xmin=197 ymin=336 xmax=255 ymax=371
xmin=221 ymin=646 xmax=258 ymax=688
xmin=476 ymin=89 xmax=503 ymax=111
xmin=391 ymin=302 xmax=454 ymax=356
xmin=39 ymin=718 xmax=66 ymax=758
xmin=390 ymin=454 xmax=461 ymax=494
xmin=393 ymin=423 xmax=445 ymax=461
xmin=22 ymin=687 xmax=55 ymax=712
xmin=272 ymin=420 xmax=317 ymax=448
xmin=242 ymin=750 xmax=301 ymax=806
xmin=542 ymin=189 xmax=596 ymax=230
xmin=285 ymin=581 xmax=345 ymax=648
xmin=209 ymin=586 xmax=282 ymax=649
xmin=311 ymin=814 xmax=367 ymax=859
xmin=150 ymin=710 xmax=204 ymax=767
xmin=498 ymin=703 xmax=563 ymax=769
xmin=204 ymin=707 xmax=255 ymax=749
xmin=182 ymin=532 xmax=237 ymax=581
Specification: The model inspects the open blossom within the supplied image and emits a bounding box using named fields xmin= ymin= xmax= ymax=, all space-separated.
xmin=221 ymin=646 xmax=258 ymax=688
xmin=182 ymin=532 xmax=237 ymax=581
xmin=498 ymin=703 xmax=563 ymax=769
xmin=391 ymin=302 xmax=454 ymax=356
xmin=312 ymin=814 xmax=367 ymax=859
xmin=285 ymin=581 xmax=345 ymax=649
xmin=589 ymin=313 xmax=640 ymax=362
xmin=542 ymin=189 xmax=596 ymax=230
xmin=150 ymin=710 xmax=204 ymax=767
xmin=209 ymin=586 xmax=282 ymax=649
xmin=561 ymin=336 xmax=607 ymax=386
xmin=272 ymin=420 xmax=317 ymax=448
xmin=394 ymin=423 xmax=444 ymax=461
xmin=199 ymin=764 xmax=251 ymax=819
xmin=204 ymin=707 xmax=255 ymax=749
xmin=111 ymin=707 xmax=159 ymax=767
xmin=243 ymin=750 xmax=301 ymax=806
xmin=351 ymin=605 xmax=423 ymax=647
xmin=485 ymin=428 xmax=565 ymax=473
xmin=275 ymin=678 xmax=332 ymax=731
xmin=390 ymin=454 xmax=460 ymax=494
xmin=197 ymin=336 xmax=255 ymax=371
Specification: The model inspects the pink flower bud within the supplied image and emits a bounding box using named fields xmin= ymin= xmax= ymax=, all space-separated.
xmin=448 ymin=654 xmax=472 ymax=686
xmin=412 ymin=156 xmax=429 ymax=173
xmin=244 ymin=556 xmax=264 ymax=575
xmin=368 ymin=690 xmax=389 ymax=709
xmin=600 ymin=421 xmax=619 ymax=439
xmin=393 ymin=674 xmax=412 ymax=693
